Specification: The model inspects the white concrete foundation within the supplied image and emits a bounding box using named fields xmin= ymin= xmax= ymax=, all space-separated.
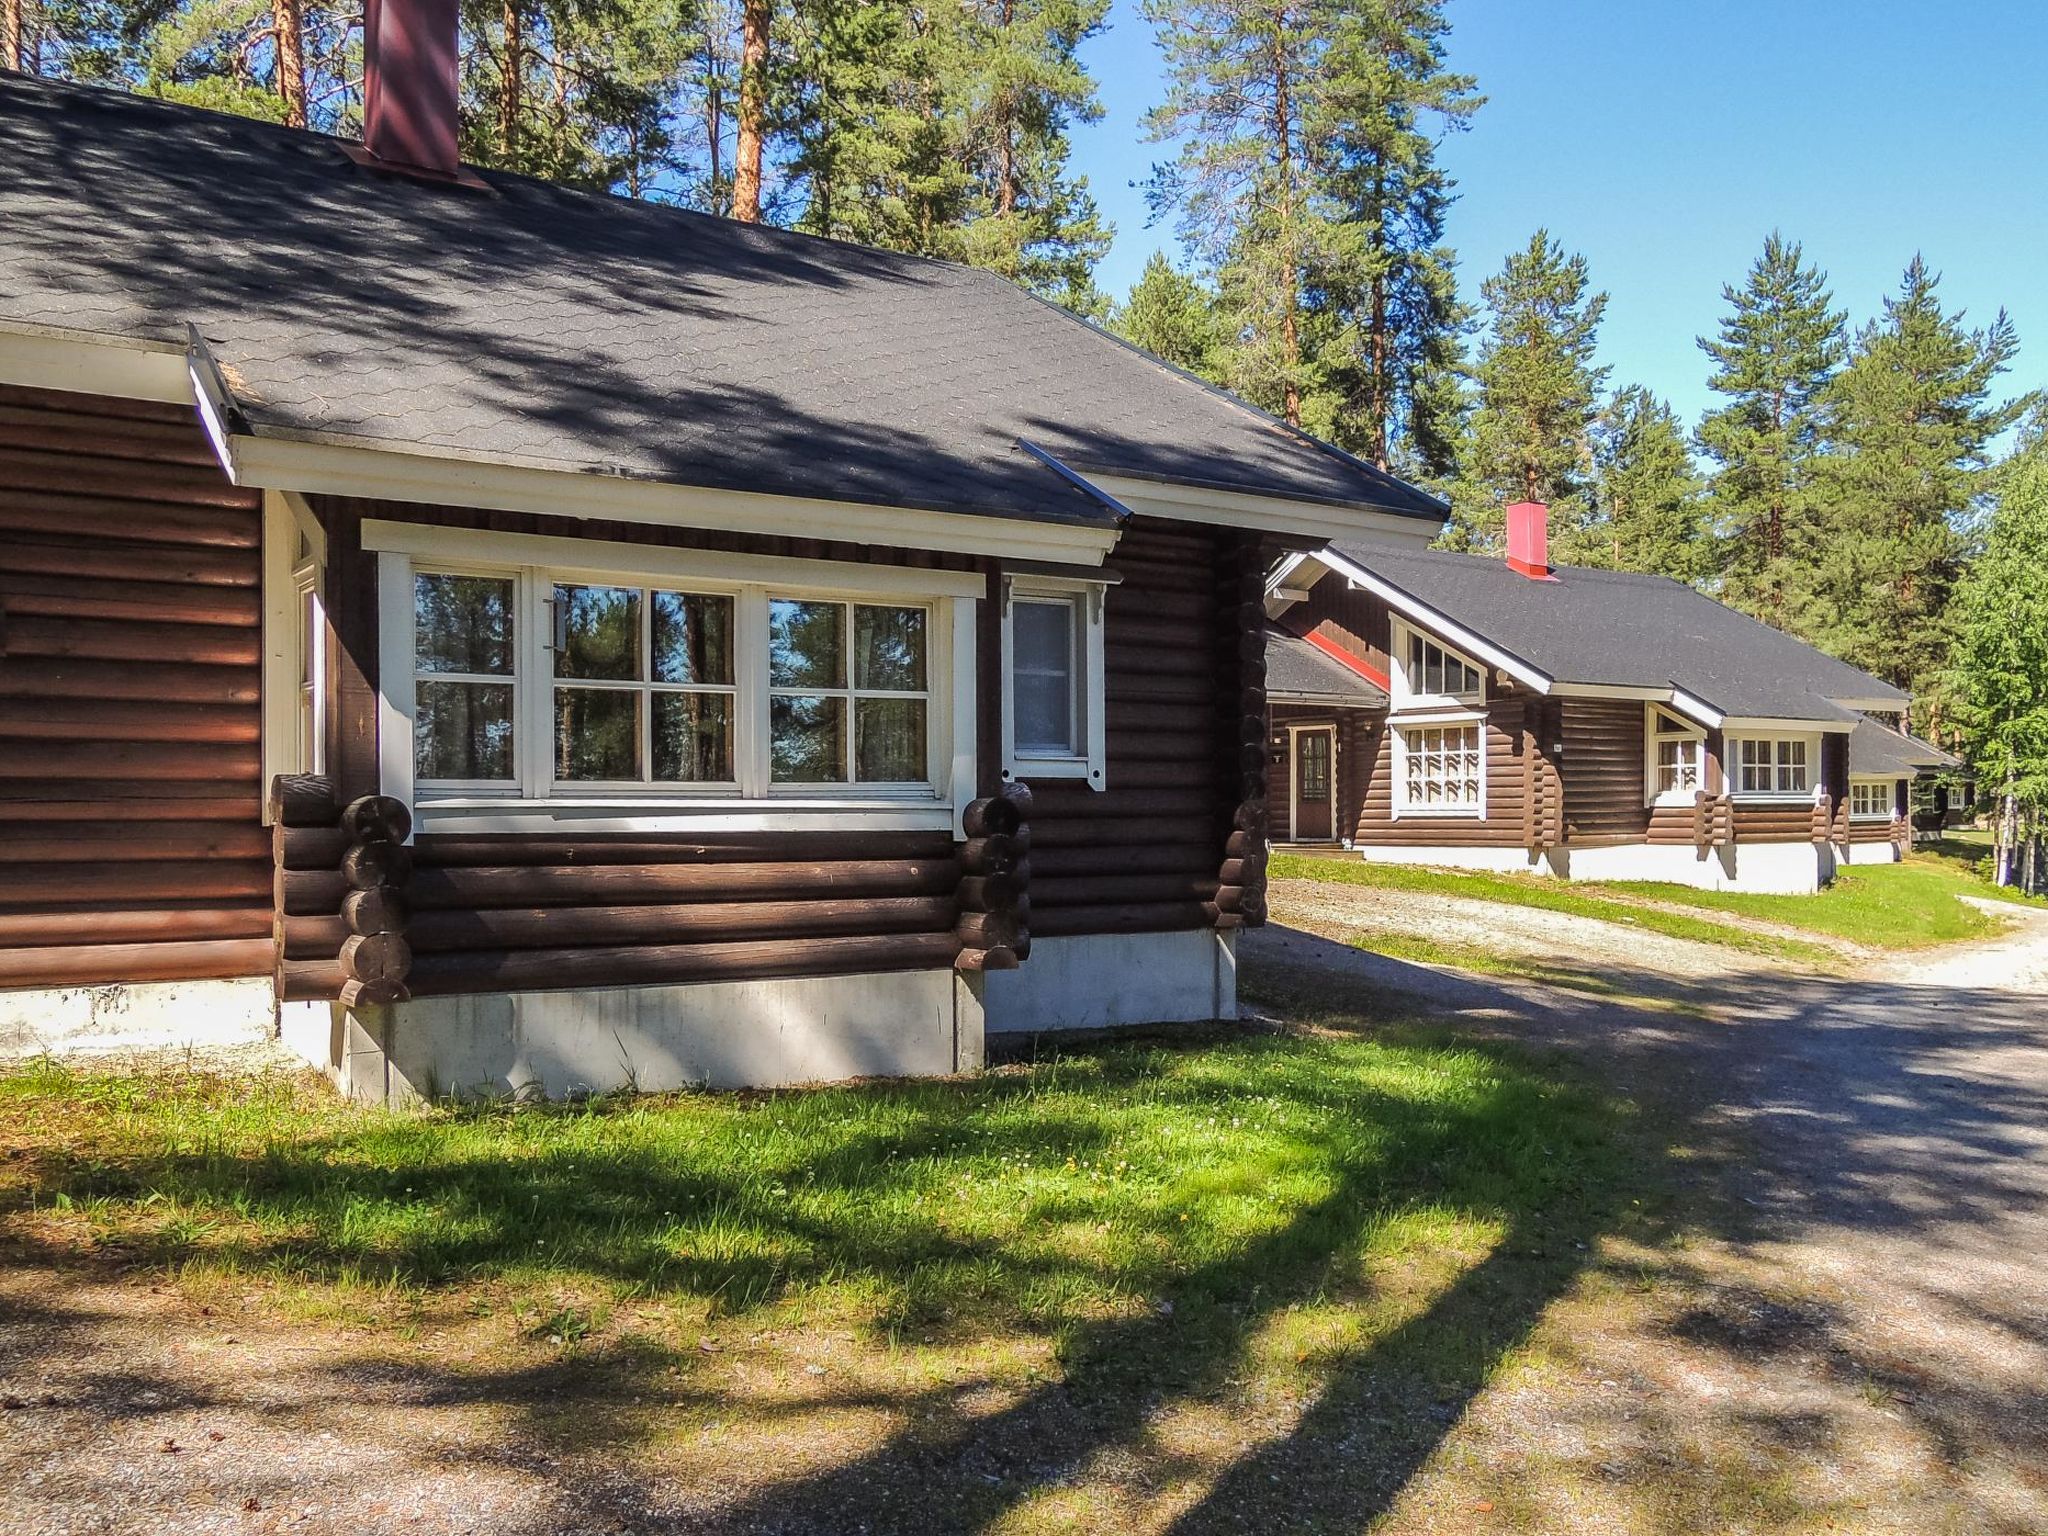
xmin=0 ymin=976 xmax=276 ymax=1060
xmin=1839 ymin=836 xmax=1902 ymax=866
xmin=306 ymin=967 xmax=981 ymax=1105
xmin=1349 ymin=837 xmax=1837 ymax=894
xmin=982 ymin=930 xmax=1237 ymax=1035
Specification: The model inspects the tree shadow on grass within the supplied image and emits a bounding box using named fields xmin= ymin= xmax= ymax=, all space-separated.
xmin=1 ymin=986 xmax=1635 ymax=1533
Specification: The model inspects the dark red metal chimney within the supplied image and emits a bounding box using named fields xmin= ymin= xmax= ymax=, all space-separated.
xmin=1505 ymin=501 xmax=1556 ymax=581
xmin=361 ymin=0 xmax=461 ymax=176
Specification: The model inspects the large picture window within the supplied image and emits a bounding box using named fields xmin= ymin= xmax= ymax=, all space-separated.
xmin=1395 ymin=723 xmax=1483 ymax=815
xmin=1732 ymin=735 xmax=1813 ymax=797
xmin=377 ymin=527 xmax=973 ymax=830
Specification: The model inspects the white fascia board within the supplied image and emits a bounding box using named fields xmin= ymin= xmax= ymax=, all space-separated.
xmin=1720 ymin=717 xmax=1850 ymax=735
xmin=361 ymin=519 xmax=987 ymax=600
xmin=1667 ymin=688 xmax=1725 ymax=730
xmin=1548 ymin=681 xmax=1674 ymax=702
xmin=1833 ymin=695 xmax=1911 ymax=713
xmin=1318 ymin=548 xmax=1553 ymax=695
xmin=0 ymin=321 xmax=192 ymax=403
xmin=1085 ymin=473 xmax=1446 ymax=549
xmin=222 ymin=431 xmax=1122 ymax=567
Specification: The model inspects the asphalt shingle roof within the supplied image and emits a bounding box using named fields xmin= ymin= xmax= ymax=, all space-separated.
xmin=0 ymin=76 xmax=1447 ymax=533
xmin=1848 ymin=717 xmax=1959 ymax=777
xmin=1327 ymin=540 xmax=1907 ymax=725
xmin=1264 ymin=627 xmax=1388 ymax=707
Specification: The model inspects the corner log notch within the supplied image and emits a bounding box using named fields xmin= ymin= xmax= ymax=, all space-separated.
xmin=1212 ymin=534 xmax=1270 ymax=929
xmin=270 ymin=776 xmax=414 ymax=1004
xmin=957 ymin=783 xmax=1032 ymax=971
xmin=337 ymin=793 xmax=413 ymax=1005
xmin=1691 ymin=790 xmax=1734 ymax=860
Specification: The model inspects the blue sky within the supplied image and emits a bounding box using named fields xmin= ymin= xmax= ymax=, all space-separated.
xmin=1071 ymin=0 xmax=2046 ymax=430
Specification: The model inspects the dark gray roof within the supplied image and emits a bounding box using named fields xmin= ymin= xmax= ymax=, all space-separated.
xmin=1849 ymin=717 xmax=1958 ymax=777
xmin=0 ymin=76 xmax=1446 ymax=532
xmin=1326 ymin=540 xmax=1907 ymax=724
xmin=1265 ymin=627 xmax=1388 ymax=707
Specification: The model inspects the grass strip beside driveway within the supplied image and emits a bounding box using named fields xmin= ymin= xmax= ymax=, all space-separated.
xmin=1269 ymin=852 xmax=1837 ymax=967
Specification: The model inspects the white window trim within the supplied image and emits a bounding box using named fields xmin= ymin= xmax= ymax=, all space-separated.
xmin=1391 ymin=717 xmax=1487 ymax=820
xmin=261 ymin=490 xmax=326 ymax=821
xmin=1727 ymin=732 xmax=1822 ymax=802
xmin=1643 ymin=703 xmax=1707 ymax=808
xmin=1848 ymin=778 xmax=1896 ymax=821
xmin=1389 ymin=617 xmax=1487 ymax=713
xmin=372 ymin=526 xmax=978 ymax=838
xmin=1000 ymin=573 xmax=1107 ymax=790
xmin=1286 ymin=722 xmax=1338 ymax=841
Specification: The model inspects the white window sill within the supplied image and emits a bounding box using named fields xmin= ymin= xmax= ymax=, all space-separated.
xmin=1007 ymin=754 xmax=1099 ymax=784
xmin=1391 ymin=808 xmax=1485 ymax=821
xmin=1730 ymin=792 xmax=1819 ymax=804
xmin=1389 ymin=705 xmax=1487 ymax=726
xmin=413 ymin=796 xmax=956 ymax=837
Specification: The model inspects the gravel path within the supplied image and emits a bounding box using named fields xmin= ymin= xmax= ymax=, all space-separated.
xmin=1248 ymin=886 xmax=2048 ymax=1532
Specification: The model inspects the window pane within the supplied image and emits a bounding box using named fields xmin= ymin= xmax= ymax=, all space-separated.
xmin=416 ymin=574 xmax=513 ymax=675
xmin=1013 ymin=600 xmax=1075 ymax=753
xmin=554 ymin=687 xmax=641 ymax=781
xmin=555 ymin=584 xmax=640 ymax=681
xmin=855 ymin=605 xmax=926 ymax=692
xmin=417 ymin=680 xmax=513 ymax=779
xmin=856 ymin=698 xmax=927 ymax=781
xmin=770 ymin=599 xmax=845 ymax=689
xmin=653 ymin=591 xmax=733 ymax=686
xmin=653 ymin=692 xmax=733 ymax=782
xmin=771 ymin=694 xmax=847 ymax=783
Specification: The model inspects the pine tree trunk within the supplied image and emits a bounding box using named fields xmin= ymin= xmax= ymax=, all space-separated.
xmin=995 ymin=0 xmax=1017 ymax=219
xmin=273 ymin=0 xmax=308 ymax=128
xmin=500 ymin=0 xmax=523 ymax=163
xmin=1271 ymin=14 xmax=1301 ymax=428
xmin=732 ymin=0 xmax=769 ymax=223
xmin=1998 ymin=791 xmax=2018 ymax=887
xmin=2 ymin=0 xmax=22 ymax=73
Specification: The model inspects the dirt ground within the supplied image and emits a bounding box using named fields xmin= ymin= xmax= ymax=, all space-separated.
xmin=1252 ymin=884 xmax=2048 ymax=1534
xmin=3 ymin=889 xmax=2045 ymax=1534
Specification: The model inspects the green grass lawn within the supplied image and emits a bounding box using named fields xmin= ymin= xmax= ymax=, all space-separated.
xmin=1269 ymin=851 xmax=1838 ymax=966
xmin=0 ymin=1006 xmax=1635 ymax=1529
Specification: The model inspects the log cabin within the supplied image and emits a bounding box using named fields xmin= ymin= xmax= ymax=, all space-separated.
xmin=1264 ymin=502 xmax=1913 ymax=894
xmin=0 ymin=43 xmax=1452 ymax=1097
xmin=1845 ymin=716 xmax=1959 ymax=861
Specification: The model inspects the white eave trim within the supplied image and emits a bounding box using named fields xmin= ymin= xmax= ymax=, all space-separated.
xmin=1085 ymin=473 xmax=1445 ymax=549
xmin=213 ymin=430 xmax=1121 ymax=566
xmin=1722 ymin=716 xmax=1854 ymax=735
xmin=1318 ymin=548 xmax=1554 ymax=695
xmin=1833 ymin=696 xmax=1912 ymax=713
xmin=0 ymin=322 xmax=192 ymax=403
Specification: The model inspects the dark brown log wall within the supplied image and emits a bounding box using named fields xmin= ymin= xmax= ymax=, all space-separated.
xmin=1557 ymin=699 xmax=1651 ymax=845
xmin=1292 ymin=575 xmax=1393 ymax=678
xmin=0 ymin=385 xmax=272 ymax=989
xmin=1354 ymin=696 xmax=1531 ymax=849
xmin=1027 ymin=517 xmax=1245 ymax=938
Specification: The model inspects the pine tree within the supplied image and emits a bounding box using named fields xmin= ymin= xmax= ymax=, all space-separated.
xmin=1450 ymin=229 xmax=1608 ymax=550
xmin=1110 ymin=250 xmax=1222 ymax=378
xmin=1694 ymin=233 xmax=1845 ymax=628
xmin=1809 ymin=256 xmax=2025 ymax=700
xmin=1314 ymin=0 xmax=1476 ymax=475
xmin=1952 ymin=439 xmax=2048 ymax=888
xmin=1576 ymin=384 xmax=1707 ymax=579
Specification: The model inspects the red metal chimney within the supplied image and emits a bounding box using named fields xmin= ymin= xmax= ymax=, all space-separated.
xmin=360 ymin=0 xmax=461 ymax=176
xmin=1505 ymin=501 xmax=1555 ymax=581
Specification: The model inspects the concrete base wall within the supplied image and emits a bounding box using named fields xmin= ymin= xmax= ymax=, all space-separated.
xmin=292 ymin=968 xmax=983 ymax=1106
xmin=1347 ymin=838 xmax=1835 ymax=894
xmin=0 ymin=976 xmax=275 ymax=1059
xmin=1840 ymin=836 xmax=1902 ymax=866
xmin=982 ymin=930 xmax=1237 ymax=1035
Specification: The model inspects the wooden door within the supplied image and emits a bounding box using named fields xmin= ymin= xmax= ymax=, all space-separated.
xmin=1292 ymin=728 xmax=1335 ymax=841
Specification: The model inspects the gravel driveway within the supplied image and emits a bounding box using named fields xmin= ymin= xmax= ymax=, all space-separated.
xmin=1247 ymin=891 xmax=2048 ymax=1532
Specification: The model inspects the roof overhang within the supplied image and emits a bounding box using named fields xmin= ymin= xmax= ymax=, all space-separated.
xmin=1719 ymin=715 xmax=1855 ymax=735
xmin=1079 ymin=472 xmax=1445 ymax=550
xmin=0 ymin=320 xmax=190 ymax=402
xmin=1316 ymin=546 xmax=1557 ymax=695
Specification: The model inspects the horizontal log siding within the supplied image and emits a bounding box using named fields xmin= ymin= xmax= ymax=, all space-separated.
xmin=1848 ymin=817 xmax=1899 ymax=845
xmin=1355 ymin=697 xmax=1530 ymax=848
xmin=401 ymin=832 xmax=964 ymax=996
xmin=1027 ymin=518 xmax=1236 ymax=937
xmin=1730 ymin=801 xmax=1821 ymax=842
xmin=1557 ymin=699 xmax=1651 ymax=844
xmin=0 ymin=385 xmax=270 ymax=989
xmin=1293 ymin=578 xmax=1392 ymax=676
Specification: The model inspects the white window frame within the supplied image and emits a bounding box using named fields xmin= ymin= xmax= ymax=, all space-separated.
xmin=1728 ymin=733 xmax=1821 ymax=801
xmin=1390 ymin=617 xmax=1487 ymax=711
xmin=368 ymin=523 xmax=981 ymax=837
xmin=1848 ymin=779 xmax=1895 ymax=821
xmin=261 ymin=490 xmax=326 ymax=821
xmin=1000 ymin=573 xmax=1107 ymax=790
xmin=1643 ymin=704 xmax=1707 ymax=808
xmin=1391 ymin=718 xmax=1486 ymax=819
